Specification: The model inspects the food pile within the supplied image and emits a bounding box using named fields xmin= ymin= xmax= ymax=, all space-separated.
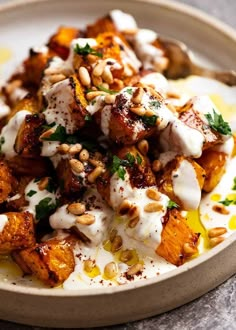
xmin=0 ymin=10 xmax=233 ymax=288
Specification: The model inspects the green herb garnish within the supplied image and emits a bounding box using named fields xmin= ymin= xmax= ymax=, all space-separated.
xmin=167 ymin=200 xmax=179 ymax=209
xmin=74 ymin=43 xmax=102 ymax=58
xmin=42 ymin=125 xmax=67 ymax=142
xmin=232 ymin=177 xmax=236 ymax=191
xmin=219 ymin=198 xmax=236 ymax=206
xmin=42 ymin=122 xmax=56 ymax=130
xmin=97 ymin=85 xmax=117 ymax=95
xmin=27 ymin=190 xmax=37 ymax=197
xmin=149 ymin=100 xmax=161 ymax=109
xmin=142 ymin=115 xmax=158 ymax=126
xmin=35 ymin=197 xmax=57 ymax=220
xmin=46 ymin=178 xmax=57 ymax=193
xmin=205 ymin=109 xmax=232 ymax=135
xmin=85 ymin=114 xmax=92 ymax=121
xmin=136 ymin=153 xmax=142 ymax=165
xmin=125 ymin=88 xmax=133 ymax=95
xmin=0 ymin=136 xmax=5 ymax=153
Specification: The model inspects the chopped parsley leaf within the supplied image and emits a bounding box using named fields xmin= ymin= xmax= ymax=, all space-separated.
xmin=142 ymin=115 xmax=158 ymax=126
xmin=0 ymin=136 xmax=5 ymax=153
xmin=97 ymin=85 xmax=117 ymax=95
xmin=74 ymin=43 xmax=102 ymax=58
xmin=219 ymin=198 xmax=236 ymax=206
xmin=85 ymin=114 xmax=92 ymax=121
xmin=136 ymin=153 xmax=142 ymax=165
xmin=110 ymin=153 xmax=143 ymax=180
xmin=42 ymin=125 xmax=67 ymax=142
xmin=149 ymin=100 xmax=161 ymax=109
xmin=27 ymin=190 xmax=37 ymax=197
xmin=167 ymin=200 xmax=179 ymax=209
xmin=232 ymin=177 xmax=236 ymax=190
xmin=33 ymin=177 xmax=41 ymax=183
xmin=42 ymin=122 xmax=56 ymax=130
xmin=205 ymin=109 xmax=232 ymax=135
xmin=46 ymin=178 xmax=57 ymax=193
xmin=125 ymin=88 xmax=133 ymax=95
xmin=126 ymin=152 xmax=135 ymax=166
xmin=35 ymin=197 xmax=57 ymax=220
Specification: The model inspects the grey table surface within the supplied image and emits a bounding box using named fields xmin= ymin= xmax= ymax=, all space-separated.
xmin=0 ymin=0 xmax=235 ymax=329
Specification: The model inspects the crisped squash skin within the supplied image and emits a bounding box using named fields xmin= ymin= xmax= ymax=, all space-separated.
xmin=86 ymin=16 xmax=117 ymax=38
xmin=0 ymin=161 xmax=15 ymax=204
xmin=48 ymin=26 xmax=81 ymax=60
xmin=197 ymin=150 xmax=227 ymax=193
xmin=14 ymin=114 xmax=45 ymax=157
xmin=7 ymin=155 xmax=51 ymax=177
xmin=56 ymin=159 xmax=83 ymax=196
xmin=157 ymin=209 xmax=199 ymax=266
xmin=6 ymin=176 xmax=32 ymax=211
xmin=12 ymin=238 xmax=75 ymax=287
xmin=0 ymin=211 xmax=35 ymax=254
xmin=157 ymin=156 xmax=205 ymax=208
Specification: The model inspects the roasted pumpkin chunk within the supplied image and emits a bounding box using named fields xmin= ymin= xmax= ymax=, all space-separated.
xmin=12 ymin=238 xmax=75 ymax=287
xmin=156 ymin=209 xmax=199 ymax=266
xmin=0 ymin=211 xmax=35 ymax=254
xmin=0 ymin=161 xmax=15 ymax=204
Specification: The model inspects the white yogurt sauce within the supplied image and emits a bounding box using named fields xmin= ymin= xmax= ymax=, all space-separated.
xmin=50 ymin=190 xmax=113 ymax=246
xmin=110 ymin=9 xmax=137 ymax=32
xmin=172 ymin=159 xmax=201 ymax=210
xmin=41 ymin=140 xmax=60 ymax=157
xmin=100 ymin=105 xmax=112 ymax=136
xmin=110 ymin=172 xmax=169 ymax=249
xmin=44 ymin=79 xmax=76 ymax=134
xmin=0 ymin=110 xmax=31 ymax=159
xmin=24 ymin=180 xmax=57 ymax=218
xmin=0 ymin=99 xmax=10 ymax=119
xmin=0 ymin=214 xmax=9 ymax=233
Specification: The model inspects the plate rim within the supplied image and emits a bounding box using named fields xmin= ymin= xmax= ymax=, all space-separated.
xmin=0 ymin=0 xmax=235 ymax=297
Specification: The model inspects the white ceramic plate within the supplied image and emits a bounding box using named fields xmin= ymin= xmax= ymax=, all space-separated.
xmin=0 ymin=0 xmax=236 ymax=327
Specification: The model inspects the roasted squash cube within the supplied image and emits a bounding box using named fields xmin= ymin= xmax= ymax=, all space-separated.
xmin=12 ymin=238 xmax=75 ymax=287
xmin=0 ymin=212 xmax=35 ymax=254
xmin=0 ymin=161 xmax=15 ymax=204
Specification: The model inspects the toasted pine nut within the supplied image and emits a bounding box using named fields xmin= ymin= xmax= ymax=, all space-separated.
xmin=111 ymin=235 xmax=122 ymax=253
xmin=120 ymin=250 xmax=133 ymax=262
xmin=127 ymin=263 xmax=143 ymax=276
xmin=208 ymin=227 xmax=227 ymax=238
xmin=144 ymin=202 xmax=163 ymax=212
xmin=93 ymin=61 xmax=106 ymax=77
xmin=58 ymin=143 xmax=70 ymax=154
xmin=113 ymin=78 xmax=124 ymax=90
xmin=83 ymin=259 xmax=94 ymax=273
xmin=38 ymin=177 xmax=49 ymax=191
xmin=104 ymin=262 xmax=118 ymax=279
xmin=76 ymin=214 xmax=95 ymax=225
xmin=79 ymin=149 xmax=89 ymax=162
xmin=118 ymin=199 xmax=132 ymax=216
xmin=109 ymin=229 xmax=117 ymax=243
xmin=146 ymin=188 xmax=160 ymax=201
xmin=67 ymin=202 xmax=85 ymax=215
xmin=69 ymin=143 xmax=82 ymax=155
xmin=78 ymin=67 xmax=91 ymax=87
xmin=69 ymin=159 xmax=84 ymax=174
xmin=86 ymin=91 xmax=106 ymax=101
xmin=131 ymin=87 xmax=144 ymax=104
xmin=100 ymin=82 xmax=109 ymax=89
xmin=128 ymin=205 xmax=140 ymax=220
xmin=87 ymin=166 xmax=104 ymax=183
xmin=88 ymin=158 xmax=104 ymax=167
xmin=128 ymin=216 xmax=139 ymax=228
xmin=49 ymin=73 xmax=66 ymax=84
xmin=152 ymin=160 xmax=161 ymax=172
xmin=137 ymin=139 xmax=149 ymax=155
xmin=209 ymin=236 xmax=225 ymax=247
xmin=130 ymin=106 xmax=146 ymax=116
xmin=39 ymin=128 xmax=54 ymax=141
xmin=104 ymin=94 xmax=116 ymax=104
xmin=183 ymin=242 xmax=197 ymax=255
xmin=212 ymin=204 xmax=230 ymax=215
xmin=102 ymin=66 xmax=114 ymax=84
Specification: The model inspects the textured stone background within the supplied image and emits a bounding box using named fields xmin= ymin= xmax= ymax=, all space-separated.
xmin=0 ymin=0 xmax=235 ymax=329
